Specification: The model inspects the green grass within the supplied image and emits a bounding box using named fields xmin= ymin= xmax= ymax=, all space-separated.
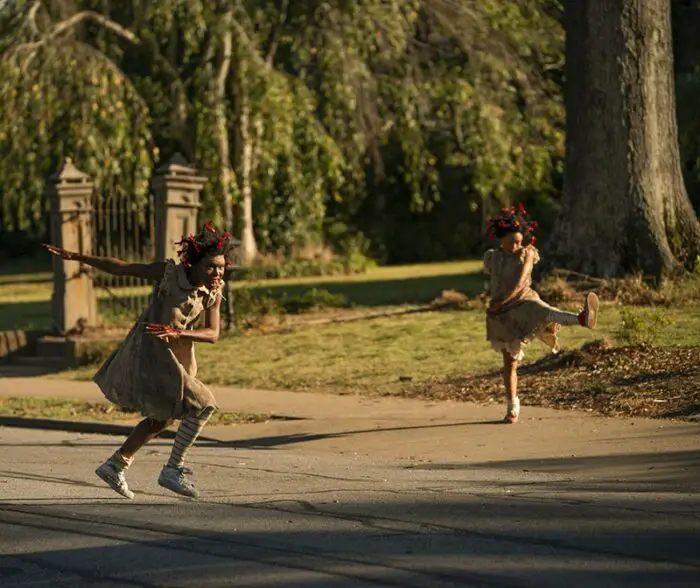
xmin=0 ymin=260 xmax=484 ymax=330
xmin=0 ymin=396 xmax=275 ymax=426
xmin=5 ymin=260 xmax=700 ymax=399
xmin=247 ymin=260 xmax=485 ymax=307
xmin=61 ymin=302 xmax=700 ymax=395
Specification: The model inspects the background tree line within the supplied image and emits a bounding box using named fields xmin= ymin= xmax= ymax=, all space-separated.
xmin=0 ymin=0 xmax=699 ymax=271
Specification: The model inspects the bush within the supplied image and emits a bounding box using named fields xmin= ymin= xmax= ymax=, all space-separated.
xmin=232 ymin=246 xmax=375 ymax=281
xmin=281 ymin=288 xmax=348 ymax=314
xmin=225 ymin=286 xmax=349 ymax=333
xmin=227 ymin=287 xmax=285 ymax=332
xmin=615 ymin=306 xmax=674 ymax=345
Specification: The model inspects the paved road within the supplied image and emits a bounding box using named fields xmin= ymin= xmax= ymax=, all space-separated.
xmin=1 ymin=428 xmax=699 ymax=587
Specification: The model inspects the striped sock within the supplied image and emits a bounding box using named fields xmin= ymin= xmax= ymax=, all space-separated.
xmin=167 ymin=407 xmax=215 ymax=469
xmin=547 ymin=308 xmax=580 ymax=326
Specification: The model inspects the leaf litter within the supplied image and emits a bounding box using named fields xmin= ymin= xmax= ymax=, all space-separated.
xmin=402 ymin=339 xmax=700 ymax=420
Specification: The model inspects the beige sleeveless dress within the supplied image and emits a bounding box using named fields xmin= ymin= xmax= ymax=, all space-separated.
xmin=93 ymin=259 xmax=221 ymax=420
xmin=484 ymin=246 xmax=560 ymax=361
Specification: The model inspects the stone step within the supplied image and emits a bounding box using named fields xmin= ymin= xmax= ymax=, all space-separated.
xmin=35 ymin=337 xmax=76 ymax=360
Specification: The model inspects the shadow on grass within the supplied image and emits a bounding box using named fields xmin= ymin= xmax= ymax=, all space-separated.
xmin=1 ymin=267 xmax=486 ymax=330
xmin=0 ymin=300 xmax=52 ymax=331
xmin=249 ymin=271 xmax=485 ymax=307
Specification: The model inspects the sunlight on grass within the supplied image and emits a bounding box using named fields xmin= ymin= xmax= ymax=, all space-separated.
xmin=60 ymin=302 xmax=700 ymax=396
xmin=6 ymin=261 xmax=700 ymax=399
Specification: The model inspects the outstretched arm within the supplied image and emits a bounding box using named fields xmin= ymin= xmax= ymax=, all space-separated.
xmin=146 ymin=293 xmax=222 ymax=344
xmin=44 ymin=245 xmax=166 ymax=281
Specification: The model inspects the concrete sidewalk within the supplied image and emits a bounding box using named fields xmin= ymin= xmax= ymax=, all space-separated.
xmin=1 ymin=376 xmax=699 ymax=488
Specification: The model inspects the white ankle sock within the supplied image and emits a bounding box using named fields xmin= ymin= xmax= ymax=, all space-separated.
xmin=508 ymin=397 xmax=521 ymax=414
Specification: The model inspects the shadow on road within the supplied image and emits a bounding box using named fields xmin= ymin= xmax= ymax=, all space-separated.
xmin=0 ymin=492 xmax=698 ymax=588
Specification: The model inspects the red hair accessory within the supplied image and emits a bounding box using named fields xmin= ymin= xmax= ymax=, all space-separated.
xmin=216 ymin=231 xmax=231 ymax=250
xmin=518 ymin=203 xmax=527 ymax=215
xmin=531 ymin=236 xmax=537 ymax=246
xmin=187 ymin=234 xmax=200 ymax=253
xmin=204 ymin=222 xmax=217 ymax=233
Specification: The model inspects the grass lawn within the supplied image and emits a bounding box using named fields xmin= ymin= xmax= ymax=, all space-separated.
xmin=0 ymin=260 xmax=484 ymax=330
xmin=4 ymin=258 xmax=699 ymax=400
xmin=61 ymin=302 xmax=700 ymax=396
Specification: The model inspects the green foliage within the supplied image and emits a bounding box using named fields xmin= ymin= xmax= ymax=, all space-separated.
xmin=615 ymin=307 xmax=674 ymax=346
xmin=0 ymin=0 xmax=566 ymax=260
xmin=228 ymin=286 xmax=284 ymax=332
xmin=233 ymin=249 xmax=375 ymax=281
xmin=281 ymin=288 xmax=348 ymax=314
xmin=227 ymin=285 xmax=348 ymax=333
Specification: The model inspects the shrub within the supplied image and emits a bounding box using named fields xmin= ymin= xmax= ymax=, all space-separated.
xmin=615 ymin=306 xmax=674 ymax=345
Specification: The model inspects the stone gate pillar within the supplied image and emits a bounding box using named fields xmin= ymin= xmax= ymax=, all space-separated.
xmin=46 ymin=158 xmax=98 ymax=335
xmin=152 ymin=153 xmax=206 ymax=261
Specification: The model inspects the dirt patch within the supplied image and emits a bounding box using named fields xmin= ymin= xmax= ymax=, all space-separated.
xmin=402 ymin=340 xmax=700 ymax=420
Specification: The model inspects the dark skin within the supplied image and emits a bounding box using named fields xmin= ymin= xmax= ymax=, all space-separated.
xmin=485 ymin=231 xmax=535 ymax=408
xmin=44 ymin=244 xmax=225 ymax=457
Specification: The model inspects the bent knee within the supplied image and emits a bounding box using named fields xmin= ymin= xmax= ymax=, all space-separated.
xmin=147 ymin=417 xmax=174 ymax=430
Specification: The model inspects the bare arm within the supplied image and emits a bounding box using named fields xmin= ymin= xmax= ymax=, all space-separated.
xmin=145 ymin=293 xmax=222 ymax=344
xmin=44 ymin=245 xmax=166 ymax=281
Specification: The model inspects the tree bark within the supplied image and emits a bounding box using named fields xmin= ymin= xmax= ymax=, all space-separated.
xmin=546 ymin=0 xmax=700 ymax=279
xmin=235 ymin=57 xmax=259 ymax=265
xmin=215 ymin=12 xmax=235 ymax=235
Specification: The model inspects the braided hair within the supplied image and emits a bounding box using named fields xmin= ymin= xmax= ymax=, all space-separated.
xmin=486 ymin=203 xmax=539 ymax=245
xmin=176 ymin=222 xmax=240 ymax=268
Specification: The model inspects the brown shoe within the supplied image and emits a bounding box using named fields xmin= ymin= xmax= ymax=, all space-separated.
xmin=578 ymin=292 xmax=599 ymax=329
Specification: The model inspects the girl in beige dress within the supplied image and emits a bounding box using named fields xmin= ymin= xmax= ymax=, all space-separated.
xmin=484 ymin=205 xmax=599 ymax=423
xmin=46 ymin=223 xmax=236 ymax=499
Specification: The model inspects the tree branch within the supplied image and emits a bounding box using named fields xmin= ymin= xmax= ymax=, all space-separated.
xmin=265 ymin=0 xmax=290 ymax=65
xmin=14 ymin=8 xmax=188 ymax=135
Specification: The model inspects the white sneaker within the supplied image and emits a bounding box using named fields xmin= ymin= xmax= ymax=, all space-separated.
xmin=158 ymin=466 xmax=199 ymax=498
xmin=96 ymin=459 xmax=135 ymax=499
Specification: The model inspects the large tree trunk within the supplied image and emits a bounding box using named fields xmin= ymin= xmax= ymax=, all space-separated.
xmin=546 ymin=0 xmax=700 ymax=279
